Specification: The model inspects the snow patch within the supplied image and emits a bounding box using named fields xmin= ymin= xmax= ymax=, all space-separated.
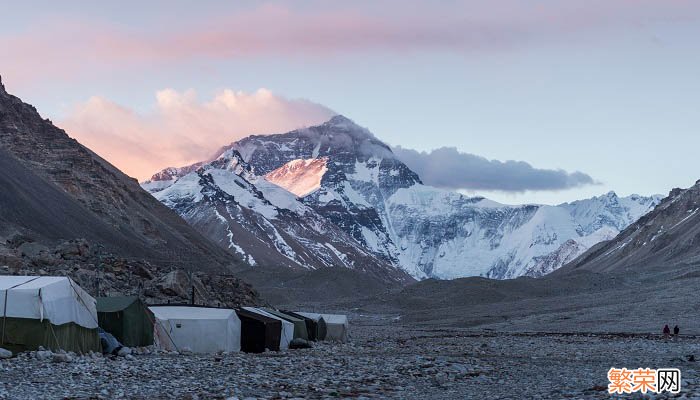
xmin=264 ymin=158 xmax=328 ymax=197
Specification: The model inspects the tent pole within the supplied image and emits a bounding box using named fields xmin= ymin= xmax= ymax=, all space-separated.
xmin=39 ymin=288 xmax=62 ymax=351
xmin=1 ymin=290 xmax=7 ymax=345
xmin=2 ymin=277 xmax=40 ymax=346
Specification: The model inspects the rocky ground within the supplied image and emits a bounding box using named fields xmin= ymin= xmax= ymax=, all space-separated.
xmin=0 ymin=238 xmax=259 ymax=308
xmin=1 ymin=313 xmax=699 ymax=399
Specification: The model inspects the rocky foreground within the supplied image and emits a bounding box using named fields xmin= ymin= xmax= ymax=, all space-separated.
xmin=1 ymin=314 xmax=699 ymax=399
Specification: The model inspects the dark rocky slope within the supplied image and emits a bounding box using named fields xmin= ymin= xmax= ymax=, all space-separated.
xmin=559 ymin=180 xmax=700 ymax=275
xmin=0 ymin=76 xmax=256 ymax=306
xmin=0 ymin=76 xmax=240 ymax=272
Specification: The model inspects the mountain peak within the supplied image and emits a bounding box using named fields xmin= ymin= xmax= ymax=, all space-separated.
xmin=325 ymin=114 xmax=355 ymax=126
xmin=321 ymin=114 xmax=370 ymax=134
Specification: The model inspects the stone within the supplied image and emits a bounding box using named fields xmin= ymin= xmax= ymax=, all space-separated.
xmin=117 ymin=347 xmax=132 ymax=357
xmin=154 ymin=270 xmax=191 ymax=298
xmin=35 ymin=350 xmax=53 ymax=361
xmin=16 ymin=241 xmax=47 ymax=257
xmin=0 ymin=348 xmax=12 ymax=359
xmin=52 ymin=353 xmax=72 ymax=363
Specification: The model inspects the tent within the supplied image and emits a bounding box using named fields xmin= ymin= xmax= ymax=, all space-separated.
xmin=149 ymin=306 xmax=240 ymax=353
xmin=0 ymin=276 xmax=100 ymax=353
xmin=97 ymin=296 xmax=154 ymax=347
xmin=282 ymin=310 xmax=326 ymax=341
xmin=297 ymin=312 xmax=348 ymax=343
xmin=235 ymin=308 xmax=281 ymax=353
xmin=263 ymin=308 xmax=309 ymax=341
xmin=243 ymin=307 xmax=294 ymax=350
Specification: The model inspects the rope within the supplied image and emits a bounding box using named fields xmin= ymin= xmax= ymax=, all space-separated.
xmin=65 ymin=278 xmax=101 ymax=354
xmin=140 ymin=302 xmax=179 ymax=352
xmin=67 ymin=278 xmax=100 ymax=328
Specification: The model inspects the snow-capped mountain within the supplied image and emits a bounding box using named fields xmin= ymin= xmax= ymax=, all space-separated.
xmin=142 ymin=147 xmax=413 ymax=284
xmin=228 ymin=116 xmax=661 ymax=279
xmin=145 ymin=115 xmax=661 ymax=280
xmin=386 ymin=188 xmax=660 ymax=279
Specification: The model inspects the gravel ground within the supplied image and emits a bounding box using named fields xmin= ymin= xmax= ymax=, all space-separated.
xmin=1 ymin=315 xmax=699 ymax=399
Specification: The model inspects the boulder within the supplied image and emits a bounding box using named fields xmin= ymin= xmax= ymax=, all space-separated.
xmin=35 ymin=350 xmax=53 ymax=361
xmin=55 ymin=239 xmax=90 ymax=259
xmin=0 ymin=348 xmax=12 ymax=359
xmin=155 ymin=270 xmax=191 ymax=298
xmin=18 ymin=242 xmax=49 ymax=258
xmin=117 ymin=347 xmax=132 ymax=357
xmin=52 ymin=353 xmax=72 ymax=363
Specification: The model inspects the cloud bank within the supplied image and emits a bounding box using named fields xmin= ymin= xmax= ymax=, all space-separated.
xmin=392 ymin=146 xmax=597 ymax=192
xmin=2 ymin=1 xmax=698 ymax=85
xmin=60 ymin=89 xmax=334 ymax=180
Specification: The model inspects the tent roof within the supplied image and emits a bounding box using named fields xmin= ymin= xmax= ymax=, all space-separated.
xmin=297 ymin=312 xmax=348 ymax=325
xmin=0 ymin=276 xmax=70 ymax=290
xmin=243 ymin=307 xmax=294 ymax=327
xmin=235 ymin=308 xmax=279 ymax=323
xmin=149 ymin=306 xmax=236 ymax=320
xmin=97 ymin=296 xmax=140 ymax=312
xmin=263 ymin=309 xmax=303 ymax=322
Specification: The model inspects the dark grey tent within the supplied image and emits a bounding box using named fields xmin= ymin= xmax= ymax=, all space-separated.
xmin=97 ymin=296 xmax=154 ymax=347
xmin=235 ymin=308 xmax=281 ymax=353
xmin=281 ymin=310 xmax=326 ymax=341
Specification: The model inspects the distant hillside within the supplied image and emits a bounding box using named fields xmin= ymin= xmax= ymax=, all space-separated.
xmin=560 ymin=180 xmax=700 ymax=275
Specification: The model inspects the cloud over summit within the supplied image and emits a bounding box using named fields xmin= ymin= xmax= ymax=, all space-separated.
xmin=60 ymin=88 xmax=335 ymax=180
xmin=392 ymin=146 xmax=597 ymax=192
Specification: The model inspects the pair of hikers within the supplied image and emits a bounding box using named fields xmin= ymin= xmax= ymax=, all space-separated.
xmin=663 ymin=324 xmax=680 ymax=338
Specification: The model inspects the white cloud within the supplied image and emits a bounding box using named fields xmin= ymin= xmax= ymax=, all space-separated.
xmin=59 ymin=89 xmax=335 ymax=180
xmin=392 ymin=146 xmax=597 ymax=192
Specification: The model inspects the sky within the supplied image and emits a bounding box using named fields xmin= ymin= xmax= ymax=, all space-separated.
xmin=1 ymin=0 xmax=699 ymax=205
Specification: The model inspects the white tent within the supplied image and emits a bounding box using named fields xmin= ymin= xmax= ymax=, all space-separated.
xmin=243 ymin=307 xmax=294 ymax=350
xmin=149 ymin=306 xmax=241 ymax=353
xmin=0 ymin=276 xmax=100 ymax=352
xmin=297 ymin=312 xmax=349 ymax=343
xmin=0 ymin=276 xmax=97 ymax=327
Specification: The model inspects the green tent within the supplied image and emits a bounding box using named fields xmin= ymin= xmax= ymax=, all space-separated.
xmin=263 ymin=308 xmax=309 ymax=341
xmin=97 ymin=296 xmax=154 ymax=347
xmin=0 ymin=276 xmax=101 ymax=354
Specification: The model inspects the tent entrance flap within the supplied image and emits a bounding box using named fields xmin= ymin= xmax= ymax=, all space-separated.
xmin=97 ymin=296 xmax=154 ymax=347
xmin=235 ymin=308 xmax=281 ymax=353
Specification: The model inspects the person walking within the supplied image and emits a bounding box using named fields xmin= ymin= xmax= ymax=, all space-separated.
xmin=673 ymin=325 xmax=680 ymax=336
xmin=663 ymin=324 xmax=671 ymax=338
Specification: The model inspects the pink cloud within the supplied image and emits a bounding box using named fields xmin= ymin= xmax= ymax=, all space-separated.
xmin=1 ymin=1 xmax=698 ymax=86
xmin=58 ymin=88 xmax=335 ymax=180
